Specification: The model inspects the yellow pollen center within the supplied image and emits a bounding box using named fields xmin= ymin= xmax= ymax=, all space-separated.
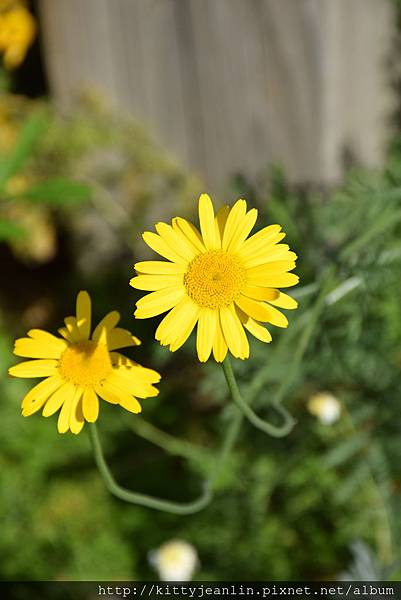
xmin=58 ymin=340 xmax=112 ymax=387
xmin=184 ymin=250 xmax=246 ymax=309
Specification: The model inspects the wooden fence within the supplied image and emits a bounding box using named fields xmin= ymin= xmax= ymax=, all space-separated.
xmin=38 ymin=0 xmax=395 ymax=189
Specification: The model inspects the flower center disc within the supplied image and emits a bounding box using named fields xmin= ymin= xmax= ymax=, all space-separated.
xmin=58 ymin=340 xmax=112 ymax=387
xmin=184 ymin=250 xmax=246 ymax=309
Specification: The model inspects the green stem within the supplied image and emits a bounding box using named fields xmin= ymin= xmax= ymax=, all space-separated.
xmin=221 ymin=357 xmax=295 ymax=438
xmin=210 ymin=406 xmax=243 ymax=486
xmin=124 ymin=416 xmax=212 ymax=466
xmin=88 ymin=422 xmax=212 ymax=515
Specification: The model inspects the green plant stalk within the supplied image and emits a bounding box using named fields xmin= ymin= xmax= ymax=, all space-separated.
xmin=221 ymin=356 xmax=295 ymax=438
xmin=88 ymin=422 xmax=212 ymax=515
xmin=124 ymin=415 xmax=213 ymax=466
xmin=90 ymin=398 xmax=246 ymax=514
xmin=210 ymin=406 xmax=243 ymax=486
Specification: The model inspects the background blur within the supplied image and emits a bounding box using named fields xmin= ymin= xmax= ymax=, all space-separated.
xmin=1 ymin=0 xmax=401 ymax=582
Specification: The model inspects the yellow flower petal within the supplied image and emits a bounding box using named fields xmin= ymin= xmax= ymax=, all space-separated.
xmin=242 ymin=317 xmax=272 ymax=343
xmin=64 ymin=317 xmax=84 ymax=343
xmin=108 ymin=372 xmax=159 ymax=399
xmin=142 ymin=231 xmax=187 ymax=264
xmin=215 ymin=205 xmax=230 ymax=247
xmin=155 ymin=303 xmax=185 ymax=342
xmin=28 ymin=329 xmax=67 ymax=349
xmin=135 ymin=261 xmax=186 ymax=275
xmin=263 ymin=305 xmax=289 ymax=328
xmin=227 ymin=207 xmax=258 ymax=253
xmin=169 ymin=305 xmax=200 ymax=351
xmin=172 ymin=217 xmax=206 ymax=254
xmin=118 ymin=393 xmax=142 ymax=414
xmin=110 ymin=353 xmax=161 ymax=382
xmin=235 ymin=295 xmax=269 ymax=321
xmin=92 ymin=310 xmax=120 ymax=342
xmin=82 ymin=387 xmax=99 ymax=422
xmin=239 ymin=225 xmax=285 ymax=258
xmin=155 ymin=222 xmax=196 ymax=262
xmin=155 ymin=298 xmax=199 ymax=350
xmin=42 ymin=382 xmax=74 ymax=417
xmin=242 ymin=247 xmax=297 ymax=269
xmin=94 ymin=382 xmax=118 ymax=404
xmin=235 ymin=295 xmax=271 ymax=322
xmin=212 ymin=318 xmax=228 ymax=362
xmin=57 ymin=386 xmax=76 ymax=433
xmin=268 ymin=292 xmax=298 ymax=310
xmin=97 ymin=380 xmax=142 ymax=413
xmin=135 ymin=286 xmax=185 ymax=319
xmin=247 ymin=261 xmax=296 ymax=278
xmin=130 ymin=274 xmax=183 ymax=291
xmin=9 ymin=359 xmax=58 ymax=378
xmin=199 ymin=193 xmax=218 ymax=250
xmin=196 ymin=309 xmax=217 ymax=362
xmin=222 ymin=199 xmax=247 ymax=251
xmin=106 ymin=327 xmax=141 ymax=351
xmin=247 ymin=272 xmax=299 ymax=288
xmin=220 ymin=305 xmax=249 ymax=359
xmin=76 ymin=290 xmax=91 ymax=340
xmin=242 ymin=286 xmax=279 ymax=302
xmin=22 ymin=375 xmax=63 ymax=416
xmin=236 ymin=306 xmax=272 ymax=343
xmin=14 ymin=336 xmax=66 ymax=359
xmin=58 ymin=327 xmax=74 ymax=342
xmin=236 ymin=295 xmax=288 ymax=327
xmin=69 ymin=387 xmax=84 ymax=434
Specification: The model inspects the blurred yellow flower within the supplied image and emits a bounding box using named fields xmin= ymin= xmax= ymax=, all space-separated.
xmin=0 ymin=5 xmax=36 ymax=69
xmin=9 ymin=291 xmax=161 ymax=434
xmin=307 ymin=392 xmax=341 ymax=425
xmin=130 ymin=193 xmax=298 ymax=362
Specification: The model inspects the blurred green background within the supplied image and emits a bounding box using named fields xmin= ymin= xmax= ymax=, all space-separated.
xmin=2 ymin=0 xmax=401 ymax=583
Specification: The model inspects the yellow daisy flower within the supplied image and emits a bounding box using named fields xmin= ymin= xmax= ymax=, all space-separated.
xmin=130 ymin=194 xmax=299 ymax=362
xmin=8 ymin=291 xmax=161 ymax=434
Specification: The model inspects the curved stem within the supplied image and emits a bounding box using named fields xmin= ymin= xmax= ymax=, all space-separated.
xmin=88 ymin=422 xmax=212 ymax=515
xmin=124 ymin=415 xmax=212 ymax=466
xmin=221 ymin=357 xmax=295 ymax=438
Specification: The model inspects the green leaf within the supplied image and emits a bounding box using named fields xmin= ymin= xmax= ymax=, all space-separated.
xmin=0 ymin=109 xmax=48 ymax=191
xmin=0 ymin=219 xmax=26 ymax=241
xmin=323 ymin=434 xmax=369 ymax=468
xmin=20 ymin=178 xmax=91 ymax=205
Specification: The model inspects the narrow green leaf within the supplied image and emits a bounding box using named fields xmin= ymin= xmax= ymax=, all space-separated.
xmin=0 ymin=109 xmax=48 ymax=191
xmin=323 ymin=434 xmax=368 ymax=468
xmin=20 ymin=178 xmax=91 ymax=205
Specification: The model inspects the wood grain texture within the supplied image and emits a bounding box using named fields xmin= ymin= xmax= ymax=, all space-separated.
xmin=38 ymin=0 xmax=395 ymax=188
